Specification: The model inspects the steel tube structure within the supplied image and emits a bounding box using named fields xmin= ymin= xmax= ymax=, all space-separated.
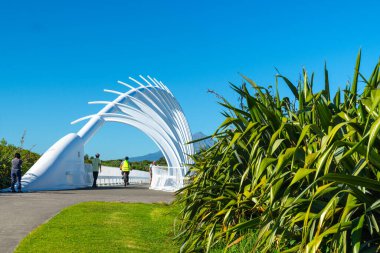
xmin=19 ymin=76 xmax=193 ymax=191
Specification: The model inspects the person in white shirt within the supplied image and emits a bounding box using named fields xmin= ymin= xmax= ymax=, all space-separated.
xmin=149 ymin=161 xmax=156 ymax=184
xmin=91 ymin=153 xmax=102 ymax=188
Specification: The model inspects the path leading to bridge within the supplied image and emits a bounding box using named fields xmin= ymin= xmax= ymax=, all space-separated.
xmin=0 ymin=184 xmax=174 ymax=253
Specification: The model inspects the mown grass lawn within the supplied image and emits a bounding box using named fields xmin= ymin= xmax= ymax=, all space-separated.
xmin=15 ymin=202 xmax=180 ymax=253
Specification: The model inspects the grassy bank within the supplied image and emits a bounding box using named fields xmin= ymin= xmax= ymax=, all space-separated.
xmin=15 ymin=202 xmax=180 ymax=253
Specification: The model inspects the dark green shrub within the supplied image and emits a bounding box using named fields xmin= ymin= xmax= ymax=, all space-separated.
xmin=0 ymin=136 xmax=40 ymax=189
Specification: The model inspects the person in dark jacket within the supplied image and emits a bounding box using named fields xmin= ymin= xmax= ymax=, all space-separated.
xmin=11 ymin=153 xmax=23 ymax=193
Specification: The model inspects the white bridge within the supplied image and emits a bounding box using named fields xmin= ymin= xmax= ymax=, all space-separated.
xmin=19 ymin=76 xmax=194 ymax=192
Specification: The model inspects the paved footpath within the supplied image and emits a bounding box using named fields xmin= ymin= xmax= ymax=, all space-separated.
xmin=0 ymin=184 xmax=174 ymax=253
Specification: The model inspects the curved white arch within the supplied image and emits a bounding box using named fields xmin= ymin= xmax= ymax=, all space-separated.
xmin=19 ymin=76 xmax=193 ymax=192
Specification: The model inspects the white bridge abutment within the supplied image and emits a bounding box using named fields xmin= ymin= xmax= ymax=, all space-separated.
xmin=15 ymin=76 xmax=193 ymax=192
xmin=21 ymin=133 xmax=86 ymax=191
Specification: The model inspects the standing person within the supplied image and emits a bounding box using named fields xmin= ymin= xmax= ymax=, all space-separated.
xmin=91 ymin=153 xmax=101 ymax=188
xmin=120 ymin=156 xmax=131 ymax=187
xmin=11 ymin=153 xmax=23 ymax=193
xmin=149 ymin=161 xmax=156 ymax=184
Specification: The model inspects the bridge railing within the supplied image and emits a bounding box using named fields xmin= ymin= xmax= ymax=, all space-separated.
xmin=85 ymin=164 xmax=150 ymax=186
xmin=97 ymin=175 xmax=150 ymax=186
xmin=150 ymin=166 xmax=188 ymax=192
xmin=85 ymin=164 xmax=189 ymax=191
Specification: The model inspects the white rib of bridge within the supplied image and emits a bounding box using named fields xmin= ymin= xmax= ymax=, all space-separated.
xmin=19 ymin=76 xmax=193 ymax=191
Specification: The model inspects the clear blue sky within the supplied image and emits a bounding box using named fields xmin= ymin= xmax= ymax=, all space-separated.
xmin=0 ymin=0 xmax=379 ymax=160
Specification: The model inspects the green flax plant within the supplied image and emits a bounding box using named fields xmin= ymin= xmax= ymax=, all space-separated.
xmin=176 ymin=52 xmax=380 ymax=253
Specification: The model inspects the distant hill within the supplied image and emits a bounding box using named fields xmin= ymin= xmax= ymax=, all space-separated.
xmin=129 ymin=132 xmax=214 ymax=162
xmin=129 ymin=151 xmax=163 ymax=162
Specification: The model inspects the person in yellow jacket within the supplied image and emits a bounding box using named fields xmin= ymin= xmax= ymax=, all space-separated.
xmin=120 ymin=156 xmax=131 ymax=186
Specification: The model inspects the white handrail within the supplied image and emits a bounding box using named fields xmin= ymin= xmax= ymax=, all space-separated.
xmin=97 ymin=175 xmax=149 ymax=186
xmin=86 ymin=165 xmax=150 ymax=187
xmin=150 ymin=166 xmax=188 ymax=192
